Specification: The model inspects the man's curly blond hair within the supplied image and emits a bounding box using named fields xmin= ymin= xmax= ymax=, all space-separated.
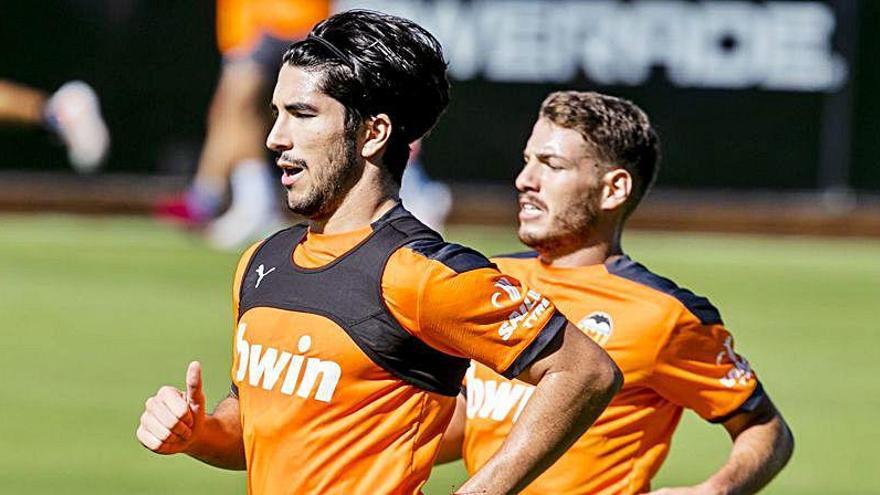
xmin=540 ymin=91 xmax=660 ymax=218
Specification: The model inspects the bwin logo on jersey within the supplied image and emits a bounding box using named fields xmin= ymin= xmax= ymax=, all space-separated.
xmin=577 ymin=312 xmax=613 ymax=347
xmin=465 ymin=366 xmax=534 ymax=423
xmin=234 ymin=323 xmax=342 ymax=403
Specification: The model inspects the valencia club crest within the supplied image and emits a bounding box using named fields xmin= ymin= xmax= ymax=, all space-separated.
xmin=576 ymin=312 xmax=614 ymax=346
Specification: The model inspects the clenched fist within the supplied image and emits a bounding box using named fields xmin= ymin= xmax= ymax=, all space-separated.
xmin=137 ymin=361 xmax=207 ymax=455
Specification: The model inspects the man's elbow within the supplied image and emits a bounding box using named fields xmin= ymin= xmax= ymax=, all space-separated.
xmin=777 ymin=417 xmax=795 ymax=467
xmin=755 ymin=407 xmax=795 ymax=472
xmin=586 ymin=351 xmax=623 ymax=401
xmin=761 ymin=402 xmax=795 ymax=468
xmin=603 ymin=354 xmax=625 ymax=397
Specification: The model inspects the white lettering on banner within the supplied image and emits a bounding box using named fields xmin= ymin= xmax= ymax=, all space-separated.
xmin=335 ymin=0 xmax=847 ymax=92
xmin=465 ymin=366 xmax=535 ymax=422
xmin=234 ymin=324 xmax=342 ymax=402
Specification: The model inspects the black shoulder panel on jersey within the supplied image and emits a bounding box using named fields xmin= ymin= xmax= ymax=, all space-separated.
xmin=606 ymin=255 xmax=723 ymax=325
xmin=237 ymin=204 xmax=469 ymax=396
xmin=376 ymin=203 xmax=440 ymax=236
xmin=238 ymin=224 xmax=305 ymax=304
xmin=492 ymin=250 xmax=539 ymax=259
xmin=407 ymin=239 xmax=494 ymax=274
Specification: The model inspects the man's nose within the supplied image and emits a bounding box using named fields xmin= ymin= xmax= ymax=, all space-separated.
xmin=515 ymin=161 xmax=540 ymax=192
xmin=266 ymin=118 xmax=291 ymax=152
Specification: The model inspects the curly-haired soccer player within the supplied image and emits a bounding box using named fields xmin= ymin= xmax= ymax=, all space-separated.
xmin=136 ymin=11 xmax=621 ymax=495
xmin=437 ymin=91 xmax=794 ymax=494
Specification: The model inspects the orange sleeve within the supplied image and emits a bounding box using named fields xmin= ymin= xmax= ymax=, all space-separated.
xmin=383 ymin=243 xmax=567 ymax=378
xmin=216 ymin=0 xmax=258 ymax=54
xmin=649 ymin=312 xmax=760 ymax=422
xmin=217 ymin=0 xmax=330 ymax=53
xmin=258 ymin=0 xmax=330 ymax=40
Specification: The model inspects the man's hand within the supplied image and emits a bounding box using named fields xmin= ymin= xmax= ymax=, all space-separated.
xmin=136 ymin=361 xmax=245 ymax=470
xmin=137 ymin=361 xmax=206 ymax=455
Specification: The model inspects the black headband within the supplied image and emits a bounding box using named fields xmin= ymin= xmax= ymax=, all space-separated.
xmin=307 ymin=34 xmax=355 ymax=71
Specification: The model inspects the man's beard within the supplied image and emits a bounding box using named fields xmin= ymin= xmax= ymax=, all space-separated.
xmin=286 ymin=129 xmax=362 ymax=219
xmin=519 ymin=186 xmax=601 ymax=258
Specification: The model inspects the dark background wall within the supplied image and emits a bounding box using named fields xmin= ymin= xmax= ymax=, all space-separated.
xmin=851 ymin=0 xmax=880 ymax=191
xmin=0 ymin=0 xmax=220 ymax=176
xmin=0 ymin=0 xmax=876 ymax=192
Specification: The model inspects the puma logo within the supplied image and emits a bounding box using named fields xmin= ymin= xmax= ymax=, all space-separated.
xmin=254 ymin=264 xmax=276 ymax=288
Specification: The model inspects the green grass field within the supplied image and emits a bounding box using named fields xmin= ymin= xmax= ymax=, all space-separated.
xmin=1 ymin=214 xmax=877 ymax=494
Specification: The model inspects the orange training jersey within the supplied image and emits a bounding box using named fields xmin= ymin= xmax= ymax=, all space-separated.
xmin=216 ymin=0 xmax=330 ymax=54
xmin=463 ymin=253 xmax=762 ymax=495
xmin=230 ymin=207 xmax=567 ymax=494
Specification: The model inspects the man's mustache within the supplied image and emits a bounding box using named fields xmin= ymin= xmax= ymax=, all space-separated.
xmin=276 ymin=153 xmax=308 ymax=169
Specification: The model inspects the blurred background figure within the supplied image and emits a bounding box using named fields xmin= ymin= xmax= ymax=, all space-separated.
xmin=0 ymin=79 xmax=109 ymax=173
xmin=155 ymin=0 xmax=330 ymax=249
xmin=399 ymin=139 xmax=453 ymax=233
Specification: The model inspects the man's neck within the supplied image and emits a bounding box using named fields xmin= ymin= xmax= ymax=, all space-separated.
xmin=309 ymin=166 xmax=399 ymax=234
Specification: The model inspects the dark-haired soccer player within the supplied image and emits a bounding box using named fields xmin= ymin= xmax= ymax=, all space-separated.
xmin=136 ymin=11 xmax=621 ymax=495
xmin=437 ymin=91 xmax=794 ymax=494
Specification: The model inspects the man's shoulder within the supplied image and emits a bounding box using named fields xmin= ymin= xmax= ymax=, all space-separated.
xmin=381 ymin=239 xmax=499 ymax=308
xmin=396 ymin=238 xmax=496 ymax=275
xmin=605 ymin=255 xmax=722 ymax=326
xmin=489 ymin=251 xmax=538 ymax=276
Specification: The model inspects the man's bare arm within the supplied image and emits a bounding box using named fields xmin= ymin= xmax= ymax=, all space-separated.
xmin=649 ymin=395 xmax=794 ymax=495
xmin=436 ymin=394 xmax=467 ymax=464
xmin=185 ymin=394 xmax=247 ymax=470
xmin=456 ymin=323 xmax=623 ymax=495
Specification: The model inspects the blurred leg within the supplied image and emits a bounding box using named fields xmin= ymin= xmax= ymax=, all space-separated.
xmin=156 ymin=59 xmax=272 ymax=226
xmin=193 ymin=59 xmax=269 ymax=190
xmin=201 ymin=59 xmax=285 ymax=249
xmin=156 ymin=26 xmax=291 ymax=243
xmin=0 ymin=79 xmax=109 ymax=172
xmin=0 ymin=80 xmax=47 ymax=125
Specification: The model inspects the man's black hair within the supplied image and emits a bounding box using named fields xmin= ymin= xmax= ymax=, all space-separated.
xmin=282 ymin=10 xmax=450 ymax=183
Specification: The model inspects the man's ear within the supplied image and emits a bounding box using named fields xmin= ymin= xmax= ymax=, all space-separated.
xmin=600 ymin=168 xmax=632 ymax=212
xmin=361 ymin=113 xmax=392 ymax=160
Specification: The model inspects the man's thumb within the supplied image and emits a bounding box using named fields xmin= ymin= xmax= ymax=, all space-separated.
xmin=186 ymin=361 xmax=205 ymax=410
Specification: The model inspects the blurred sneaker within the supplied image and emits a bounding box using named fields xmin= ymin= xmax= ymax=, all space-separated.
xmin=205 ymin=203 xmax=283 ymax=251
xmin=154 ymin=195 xmax=211 ymax=228
xmin=154 ymin=181 xmax=224 ymax=228
xmin=46 ymin=81 xmax=110 ymax=173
